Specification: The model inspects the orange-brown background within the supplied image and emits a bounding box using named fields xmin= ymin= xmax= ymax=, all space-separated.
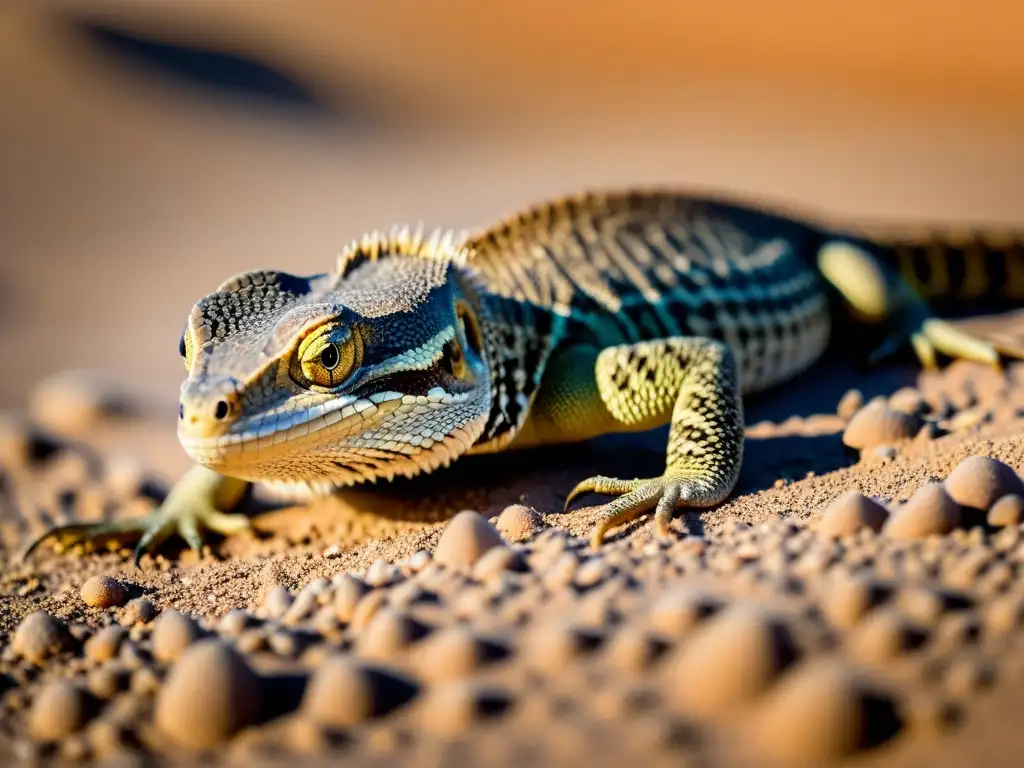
xmin=2 ymin=0 xmax=1022 ymax=419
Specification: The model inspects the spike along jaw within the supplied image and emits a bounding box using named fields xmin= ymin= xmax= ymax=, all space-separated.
xmin=176 ymin=265 xmax=493 ymax=493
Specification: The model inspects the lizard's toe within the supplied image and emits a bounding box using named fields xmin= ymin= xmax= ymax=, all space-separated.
xmin=23 ymin=466 xmax=253 ymax=567
xmin=568 ymin=473 xmax=725 ymax=549
xmin=868 ymin=311 xmax=1002 ymax=370
xmin=566 ymin=475 xmax=684 ymax=549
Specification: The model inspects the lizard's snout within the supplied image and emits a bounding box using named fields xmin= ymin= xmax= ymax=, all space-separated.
xmin=177 ymin=378 xmax=240 ymax=436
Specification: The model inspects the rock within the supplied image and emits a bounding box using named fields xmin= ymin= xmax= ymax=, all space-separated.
xmin=664 ymin=605 xmax=798 ymax=717
xmin=836 ymin=389 xmax=865 ymax=422
xmin=12 ymin=612 xmax=73 ymax=664
xmin=357 ymin=609 xmax=429 ymax=661
xmin=332 ymin=575 xmax=368 ymax=623
xmin=417 ymin=681 xmax=512 ymax=737
xmin=495 ymin=504 xmax=544 ymax=542
xmin=842 ymin=401 xmax=922 ymax=451
xmin=413 ymin=626 xmax=492 ymax=683
xmin=883 ymin=484 xmax=962 ymax=539
xmin=888 ymin=387 xmax=928 ymax=416
xmin=80 ymin=576 xmax=127 ymax=609
xmin=28 ymin=681 xmax=90 ymax=741
xmin=155 ymin=640 xmax=261 ymax=749
xmin=434 ymin=511 xmax=505 ymax=567
xmin=821 ymin=576 xmax=888 ymax=630
xmin=817 ymin=492 xmax=889 ymax=537
xmin=647 ymin=587 xmax=723 ymax=638
xmin=151 ymin=610 xmax=200 ymax=662
xmin=473 ymin=546 xmax=524 ymax=581
xmin=120 ymin=598 xmax=156 ymax=626
xmin=84 ymin=626 xmax=126 ymax=663
xmin=988 ymin=494 xmax=1024 ymax=527
xmin=752 ymin=660 xmax=901 ymax=760
xmin=263 ymin=586 xmax=293 ymax=619
xmin=302 ymin=656 xmax=418 ymax=727
xmin=944 ymin=456 xmax=1024 ymax=511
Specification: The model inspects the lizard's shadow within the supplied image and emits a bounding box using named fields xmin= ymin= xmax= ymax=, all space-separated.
xmin=247 ymin=357 xmax=920 ymax=527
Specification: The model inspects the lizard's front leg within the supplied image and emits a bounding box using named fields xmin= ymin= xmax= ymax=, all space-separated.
xmin=23 ymin=465 xmax=252 ymax=566
xmin=562 ymin=337 xmax=745 ymax=548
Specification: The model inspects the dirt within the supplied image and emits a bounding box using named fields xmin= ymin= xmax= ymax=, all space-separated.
xmin=6 ymin=2 xmax=1024 ymax=766
xmin=2 ymin=342 xmax=1024 ymax=767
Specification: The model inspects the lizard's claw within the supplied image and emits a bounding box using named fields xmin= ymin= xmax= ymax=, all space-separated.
xmin=566 ymin=474 xmax=703 ymax=549
xmin=22 ymin=466 xmax=251 ymax=567
xmin=867 ymin=307 xmax=1002 ymax=371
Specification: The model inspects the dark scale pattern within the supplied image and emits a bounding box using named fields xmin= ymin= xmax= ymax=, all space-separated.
xmin=465 ymin=190 xmax=832 ymax=398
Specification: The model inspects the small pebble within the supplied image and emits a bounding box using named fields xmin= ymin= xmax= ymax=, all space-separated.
xmin=434 ymin=511 xmax=505 ymax=567
xmin=84 ymin=626 xmax=126 ymax=662
xmin=817 ymin=492 xmax=889 ymax=537
xmin=944 ymin=456 xmax=1024 ymax=511
xmin=333 ymin=574 xmax=369 ymax=623
xmin=364 ymin=559 xmax=395 ymax=588
xmin=155 ymin=640 xmax=261 ymax=749
xmin=988 ymin=494 xmax=1024 ymax=527
xmin=889 ymin=387 xmax=928 ymax=416
xmin=120 ymin=598 xmax=156 ymax=626
xmin=263 ymin=586 xmax=293 ymax=619
xmin=842 ymin=401 xmax=922 ymax=451
xmin=647 ymin=587 xmax=722 ymax=637
xmin=302 ymin=656 xmax=418 ymax=727
xmin=151 ymin=610 xmax=200 ymax=662
xmin=472 ymin=546 xmax=523 ymax=581
xmin=413 ymin=626 xmax=488 ymax=682
xmin=218 ymin=609 xmax=252 ymax=637
xmin=821 ymin=575 xmax=887 ymax=630
xmin=496 ymin=504 xmax=544 ymax=542
xmin=883 ymin=483 xmax=962 ymax=539
xmin=752 ymin=659 xmax=900 ymax=761
xmin=12 ymin=612 xmax=73 ymax=664
xmin=87 ymin=666 xmax=126 ymax=700
xmin=417 ymin=681 xmax=511 ymax=737
xmin=664 ymin=606 xmax=797 ymax=717
xmin=357 ymin=609 xmax=429 ymax=661
xmin=28 ymin=680 xmax=90 ymax=741
xmin=836 ymin=389 xmax=864 ymax=422
xmin=848 ymin=609 xmax=920 ymax=663
xmin=80 ymin=576 xmax=128 ymax=609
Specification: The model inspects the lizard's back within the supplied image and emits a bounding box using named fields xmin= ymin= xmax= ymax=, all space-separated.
xmin=465 ymin=191 xmax=833 ymax=397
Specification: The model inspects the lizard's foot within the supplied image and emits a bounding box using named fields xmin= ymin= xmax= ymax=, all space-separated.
xmin=867 ymin=313 xmax=1003 ymax=370
xmin=565 ymin=473 xmax=717 ymax=549
xmin=23 ymin=466 xmax=251 ymax=567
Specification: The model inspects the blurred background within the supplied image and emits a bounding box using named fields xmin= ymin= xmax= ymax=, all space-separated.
xmin=2 ymin=0 xmax=1023 ymax=418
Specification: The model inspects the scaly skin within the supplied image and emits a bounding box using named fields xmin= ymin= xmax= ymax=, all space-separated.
xmin=25 ymin=189 xmax=1024 ymax=561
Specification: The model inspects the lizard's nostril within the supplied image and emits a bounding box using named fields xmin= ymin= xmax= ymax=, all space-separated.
xmin=179 ymin=403 xmax=184 ymax=420
xmin=214 ymin=401 xmax=230 ymax=420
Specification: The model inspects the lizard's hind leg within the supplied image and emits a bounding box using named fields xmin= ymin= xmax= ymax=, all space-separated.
xmin=817 ymin=241 xmax=1006 ymax=368
xmin=563 ymin=337 xmax=745 ymax=548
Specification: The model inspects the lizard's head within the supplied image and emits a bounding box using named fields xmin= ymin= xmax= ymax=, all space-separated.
xmin=175 ymin=229 xmax=493 ymax=492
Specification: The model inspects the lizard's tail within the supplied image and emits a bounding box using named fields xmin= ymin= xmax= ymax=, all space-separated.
xmin=872 ymin=227 xmax=1024 ymax=313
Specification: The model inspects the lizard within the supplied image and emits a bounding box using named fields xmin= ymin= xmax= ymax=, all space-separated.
xmin=25 ymin=188 xmax=1024 ymax=563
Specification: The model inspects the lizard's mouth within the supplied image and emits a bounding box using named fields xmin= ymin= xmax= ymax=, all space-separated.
xmin=177 ymin=386 xmax=478 ymax=470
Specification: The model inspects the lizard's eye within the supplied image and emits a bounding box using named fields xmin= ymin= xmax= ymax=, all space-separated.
xmin=179 ymin=329 xmax=195 ymax=371
xmin=292 ymin=323 xmax=362 ymax=389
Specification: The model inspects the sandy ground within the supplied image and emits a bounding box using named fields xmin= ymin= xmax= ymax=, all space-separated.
xmin=4 ymin=2 xmax=1024 ymax=766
